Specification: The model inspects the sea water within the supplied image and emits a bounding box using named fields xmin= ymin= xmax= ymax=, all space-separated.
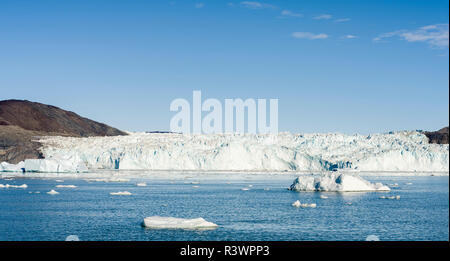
xmin=0 ymin=174 xmax=448 ymax=241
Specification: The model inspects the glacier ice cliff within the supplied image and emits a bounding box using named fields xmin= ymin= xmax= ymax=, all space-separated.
xmin=0 ymin=131 xmax=448 ymax=172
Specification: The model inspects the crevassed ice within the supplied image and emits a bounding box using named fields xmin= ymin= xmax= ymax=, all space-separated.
xmin=289 ymin=173 xmax=391 ymax=192
xmin=1 ymin=131 xmax=449 ymax=173
xmin=142 ymin=216 xmax=218 ymax=230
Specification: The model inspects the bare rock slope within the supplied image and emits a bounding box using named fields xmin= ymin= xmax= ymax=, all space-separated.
xmin=424 ymin=127 xmax=449 ymax=144
xmin=0 ymin=100 xmax=127 ymax=163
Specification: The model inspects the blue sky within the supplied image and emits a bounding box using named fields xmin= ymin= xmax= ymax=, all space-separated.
xmin=0 ymin=0 xmax=448 ymax=134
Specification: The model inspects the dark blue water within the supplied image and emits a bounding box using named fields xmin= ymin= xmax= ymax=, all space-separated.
xmin=0 ymin=175 xmax=448 ymax=241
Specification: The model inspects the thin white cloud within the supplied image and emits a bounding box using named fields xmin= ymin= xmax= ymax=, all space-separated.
xmin=292 ymin=32 xmax=329 ymax=40
xmin=195 ymin=3 xmax=204 ymax=8
xmin=374 ymin=24 xmax=449 ymax=48
xmin=313 ymin=14 xmax=332 ymax=20
xmin=281 ymin=10 xmax=303 ymax=17
xmin=343 ymin=34 xmax=357 ymax=39
xmin=335 ymin=18 xmax=350 ymax=23
xmin=240 ymin=1 xmax=277 ymax=9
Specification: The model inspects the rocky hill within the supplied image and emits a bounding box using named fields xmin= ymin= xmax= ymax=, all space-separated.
xmin=0 ymin=100 xmax=127 ymax=163
xmin=424 ymin=127 xmax=449 ymax=144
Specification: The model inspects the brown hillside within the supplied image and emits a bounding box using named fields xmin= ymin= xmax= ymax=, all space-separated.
xmin=0 ymin=100 xmax=127 ymax=164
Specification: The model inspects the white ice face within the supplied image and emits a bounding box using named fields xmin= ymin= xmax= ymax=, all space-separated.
xmin=1 ymin=131 xmax=449 ymax=173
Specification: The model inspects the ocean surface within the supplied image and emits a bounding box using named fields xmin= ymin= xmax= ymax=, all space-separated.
xmin=0 ymin=173 xmax=448 ymax=241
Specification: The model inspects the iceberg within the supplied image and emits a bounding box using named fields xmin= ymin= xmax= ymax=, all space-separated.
xmin=289 ymin=173 xmax=391 ymax=192
xmin=142 ymin=216 xmax=218 ymax=230
xmin=1 ymin=131 xmax=448 ymax=173
xmin=47 ymin=189 xmax=59 ymax=195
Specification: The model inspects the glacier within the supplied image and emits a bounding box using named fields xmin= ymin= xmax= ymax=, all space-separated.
xmin=0 ymin=131 xmax=448 ymax=173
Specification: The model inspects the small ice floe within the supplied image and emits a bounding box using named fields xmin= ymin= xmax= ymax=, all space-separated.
xmin=380 ymin=195 xmax=400 ymax=200
xmin=248 ymin=185 xmax=253 ymax=187
xmin=292 ymin=200 xmax=316 ymax=208
xmin=55 ymin=180 xmax=64 ymax=183
xmin=320 ymin=195 xmax=328 ymax=199
xmin=65 ymin=235 xmax=80 ymax=241
xmin=35 ymin=191 xmax=40 ymax=194
xmin=136 ymin=182 xmax=147 ymax=187
xmin=142 ymin=216 xmax=218 ymax=230
xmin=191 ymin=181 xmax=200 ymax=184
xmin=56 ymin=185 xmax=77 ymax=188
xmin=365 ymin=235 xmax=380 ymax=241
xmin=405 ymin=182 xmax=413 ymax=185
xmin=389 ymin=183 xmax=399 ymax=188
xmin=88 ymin=178 xmax=130 ymax=183
xmin=47 ymin=190 xmax=59 ymax=195
xmin=192 ymin=185 xmax=200 ymax=188
xmin=264 ymin=188 xmax=270 ymax=191
xmin=241 ymin=188 xmax=250 ymax=191
xmin=0 ymin=184 xmax=28 ymax=189
xmin=110 ymin=191 xmax=132 ymax=196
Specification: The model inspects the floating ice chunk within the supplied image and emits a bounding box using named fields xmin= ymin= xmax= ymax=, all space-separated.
xmin=142 ymin=216 xmax=218 ymax=230
xmin=292 ymin=200 xmax=316 ymax=208
xmin=405 ymin=182 xmax=413 ymax=185
xmin=380 ymin=195 xmax=400 ymax=200
xmin=47 ymin=190 xmax=59 ymax=195
xmin=65 ymin=235 xmax=80 ymax=241
xmin=365 ymin=235 xmax=380 ymax=241
xmin=192 ymin=185 xmax=199 ymax=188
xmin=241 ymin=188 xmax=250 ymax=191
xmin=56 ymin=185 xmax=77 ymax=188
xmin=320 ymin=195 xmax=328 ymax=199
xmin=55 ymin=180 xmax=64 ymax=183
xmin=136 ymin=182 xmax=147 ymax=187
xmin=110 ymin=191 xmax=132 ymax=196
xmin=248 ymin=185 xmax=253 ymax=187
xmin=87 ymin=178 xmax=130 ymax=183
xmin=0 ymin=184 xmax=28 ymax=189
xmin=289 ymin=173 xmax=390 ymax=192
